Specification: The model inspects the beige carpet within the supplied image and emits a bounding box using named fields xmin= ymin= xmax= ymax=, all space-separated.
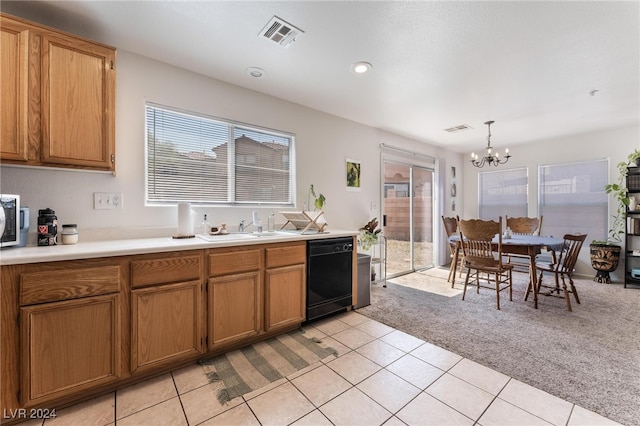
xmin=361 ymin=268 xmax=640 ymax=426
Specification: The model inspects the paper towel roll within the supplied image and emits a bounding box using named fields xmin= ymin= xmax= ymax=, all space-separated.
xmin=177 ymin=203 xmax=194 ymax=236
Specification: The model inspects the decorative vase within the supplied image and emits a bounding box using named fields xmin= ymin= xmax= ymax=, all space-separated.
xmin=630 ymin=196 xmax=637 ymax=211
xmin=589 ymin=243 xmax=621 ymax=283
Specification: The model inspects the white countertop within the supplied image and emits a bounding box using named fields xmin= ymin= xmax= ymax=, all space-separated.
xmin=0 ymin=230 xmax=358 ymax=266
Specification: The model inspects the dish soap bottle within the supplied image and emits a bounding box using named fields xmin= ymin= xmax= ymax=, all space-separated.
xmin=268 ymin=211 xmax=275 ymax=232
xmin=201 ymin=214 xmax=210 ymax=235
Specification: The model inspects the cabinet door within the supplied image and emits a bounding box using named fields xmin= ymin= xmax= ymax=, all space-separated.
xmin=131 ymin=281 xmax=203 ymax=373
xmin=0 ymin=17 xmax=31 ymax=161
xmin=20 ymin=294 xmax=121 ymax=406
xmin=265 ymin=264 xmax=305 ymax=331
xmin=208 ymin=271 xmax=262 ymax=348
xmin=40 ymin=32 xmax=115 ymax=171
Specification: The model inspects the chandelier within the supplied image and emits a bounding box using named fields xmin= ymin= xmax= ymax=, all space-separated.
xmin=470 ymin=120 xmax=511 ymax=168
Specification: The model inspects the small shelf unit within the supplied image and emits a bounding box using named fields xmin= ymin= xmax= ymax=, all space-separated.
xmin=369 ymin=236 xmax=387 ymax=288
xmin=625 ymin=166 xmax=640 ymax=288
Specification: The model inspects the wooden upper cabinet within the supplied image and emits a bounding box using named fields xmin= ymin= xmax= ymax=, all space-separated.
xmin=0 ymin=18 xmax=31 ymax=161
xmin=0 ymin=13 xmax=116 ymax=172
xmin=40 ymin=32 xmax=115 ymax=170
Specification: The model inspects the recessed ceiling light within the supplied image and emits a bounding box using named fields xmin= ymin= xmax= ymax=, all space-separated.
xmin=246 ymin=67 xmax=265 ymax=78
xmin=351 ymin=61 xmax=372 ymax=74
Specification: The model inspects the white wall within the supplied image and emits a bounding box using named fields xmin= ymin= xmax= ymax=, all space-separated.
xmin=0 ymin=50 xmax=461 ymax=243
xmin=461 ymin=125 xmax=640 ymax=278
xmin=3 ymin=46 xmax=636 ymax=279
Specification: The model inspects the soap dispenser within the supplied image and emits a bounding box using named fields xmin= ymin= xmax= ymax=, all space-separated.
xmin=201 ymin=214 xmax=210 ymax=235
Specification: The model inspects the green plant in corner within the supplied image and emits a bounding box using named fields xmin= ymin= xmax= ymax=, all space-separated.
xmin=359 ymin=217 xmax=381 ymax=251
xmin=598 ymin=149 xmax=640 ymax=244
xmin=307 ymin=184 xmax=326 ymax=211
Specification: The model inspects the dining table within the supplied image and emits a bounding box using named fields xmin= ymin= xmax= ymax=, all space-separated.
xmin=448 ymin=234 xmax=565 ymax=309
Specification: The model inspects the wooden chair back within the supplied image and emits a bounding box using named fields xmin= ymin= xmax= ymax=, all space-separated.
xmin=506 ymin=215 xmax=543 ymax=236
xmin=535 ymin=233 xmax=587 ymax=311
xmin=555 ymin=233 xmax=587 ymax=274
xmin=442 ymin=216 xmax=458 ymax=238
xmin=457 ymin=216 xmax=503 ymax=269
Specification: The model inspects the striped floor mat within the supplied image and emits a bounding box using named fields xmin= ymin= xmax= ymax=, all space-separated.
xmin=199 ymin=329 xmax=337 ymax=403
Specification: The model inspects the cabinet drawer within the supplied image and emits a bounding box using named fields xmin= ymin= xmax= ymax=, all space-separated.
xmin=131 ymin=254 xmax=202 ymax=288
xmin=265 ymin=242 xmax=306 ymax=269
xmin=20 ymin=266 xmax=120 ymax=306
xmin=209 ymin=248 xmax=262 ymax=276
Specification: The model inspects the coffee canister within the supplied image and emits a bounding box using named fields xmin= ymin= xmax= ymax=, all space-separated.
xmin=37 ymin=208 xmax=58 ymax=246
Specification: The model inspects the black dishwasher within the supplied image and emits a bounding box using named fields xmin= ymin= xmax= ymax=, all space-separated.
xmin=306 ymin=237 xmax=354 ymax=322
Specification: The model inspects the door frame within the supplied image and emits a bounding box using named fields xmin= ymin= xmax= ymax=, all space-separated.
xmin=380 ymin=148 xmax=436 ymax=277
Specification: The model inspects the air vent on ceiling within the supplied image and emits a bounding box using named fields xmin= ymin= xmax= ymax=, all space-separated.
xmin=259 ymin=16 xmax=304 ymax=48
xmin=444 ymin=124 xmax=472 ymax=133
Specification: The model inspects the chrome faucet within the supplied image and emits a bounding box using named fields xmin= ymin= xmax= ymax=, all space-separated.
xmin=238 ymin=220 xmax=245 ymax=232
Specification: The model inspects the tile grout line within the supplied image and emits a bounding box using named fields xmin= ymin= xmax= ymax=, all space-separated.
xmin=170 ymin=371 xmax=190 ymax=425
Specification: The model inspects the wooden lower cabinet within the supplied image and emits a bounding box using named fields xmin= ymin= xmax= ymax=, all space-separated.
xmin=1 ymin=241 xmax=311 ymax=419
xmin=265 ymin=264 xmax=305 ymax=331
xmin=207 ymin=241 xmax=306 ymax=348
xmin=20 ymin=293 xmax=122 ymax=406
xmin=131 ymin=280 xmax=203 ymax=373
xmin=265 ymin=242 xmax=306 ymax=331
xmin=208 ymin=247 xmax=263 ymax=349
xmin=208 ymin=271 xmax=262 ymax=347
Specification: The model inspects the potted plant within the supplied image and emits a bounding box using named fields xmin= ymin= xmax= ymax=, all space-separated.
xmin=590 ymin=149 xmax=640 ymax=283
xmin=359 ymin=217 xmax=382 ymax=281
xmin=307 ymin=184 xmax=326 ymax=211
xmin=359 ymin=217 xmax=381 ymax=251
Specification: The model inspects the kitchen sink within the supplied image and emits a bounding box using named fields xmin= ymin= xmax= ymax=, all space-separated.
xmin=196 ymin=233 xmax=258 ymax=242
xmin=250 ymin=231 xmax=292 ymax=237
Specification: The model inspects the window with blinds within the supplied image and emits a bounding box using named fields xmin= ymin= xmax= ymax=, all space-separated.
xmin=145 ymin=103 xmax=295 ymax=206
xmin=539 ymin=159 xmax=607 ymax=241
xmin=479 ymin=167 xmax=528 ymax=220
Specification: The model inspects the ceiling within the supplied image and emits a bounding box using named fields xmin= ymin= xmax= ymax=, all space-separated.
xmin=3 ymin=1 xmax=639 ymax=154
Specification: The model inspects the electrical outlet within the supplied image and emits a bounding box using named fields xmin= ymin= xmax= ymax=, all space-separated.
xmin=94 ymin=192 xmax=123 ymax=210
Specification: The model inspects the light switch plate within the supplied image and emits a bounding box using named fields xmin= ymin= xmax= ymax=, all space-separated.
xmin=94 ymin=192 xmax=123 ymax=210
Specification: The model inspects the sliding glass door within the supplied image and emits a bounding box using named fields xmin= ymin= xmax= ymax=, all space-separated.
xmin=383 ymin=161 xmax=434 ymax=277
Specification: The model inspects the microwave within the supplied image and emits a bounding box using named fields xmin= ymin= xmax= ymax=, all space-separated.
xmin=1 ymin=194 xmax=20 ymax=247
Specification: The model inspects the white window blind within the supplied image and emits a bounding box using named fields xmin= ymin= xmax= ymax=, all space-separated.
xmin=539 ymin=159 xmax=607 ymax=241
xmin=145 ymin=104 xmax=295 ymax=205
xmin=479 ymin=168 xmax=528 ymax=220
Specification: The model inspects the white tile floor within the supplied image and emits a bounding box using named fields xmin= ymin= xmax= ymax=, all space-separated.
xmin=33 ymin=311 xmax=620 ymax=426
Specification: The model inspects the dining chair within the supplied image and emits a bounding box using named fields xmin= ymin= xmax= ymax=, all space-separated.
xmin=442 ymin=215 xmax=464 ymax=287
xmin=506 ymin=215 xmax=543 ymax=236
xmin=457 ymin=216 xmax=513 ymax=310
xmin=534 ymin=233 xmax=587 ymax=311
xmin=505 ymin=215 xmax=543 ymax=274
